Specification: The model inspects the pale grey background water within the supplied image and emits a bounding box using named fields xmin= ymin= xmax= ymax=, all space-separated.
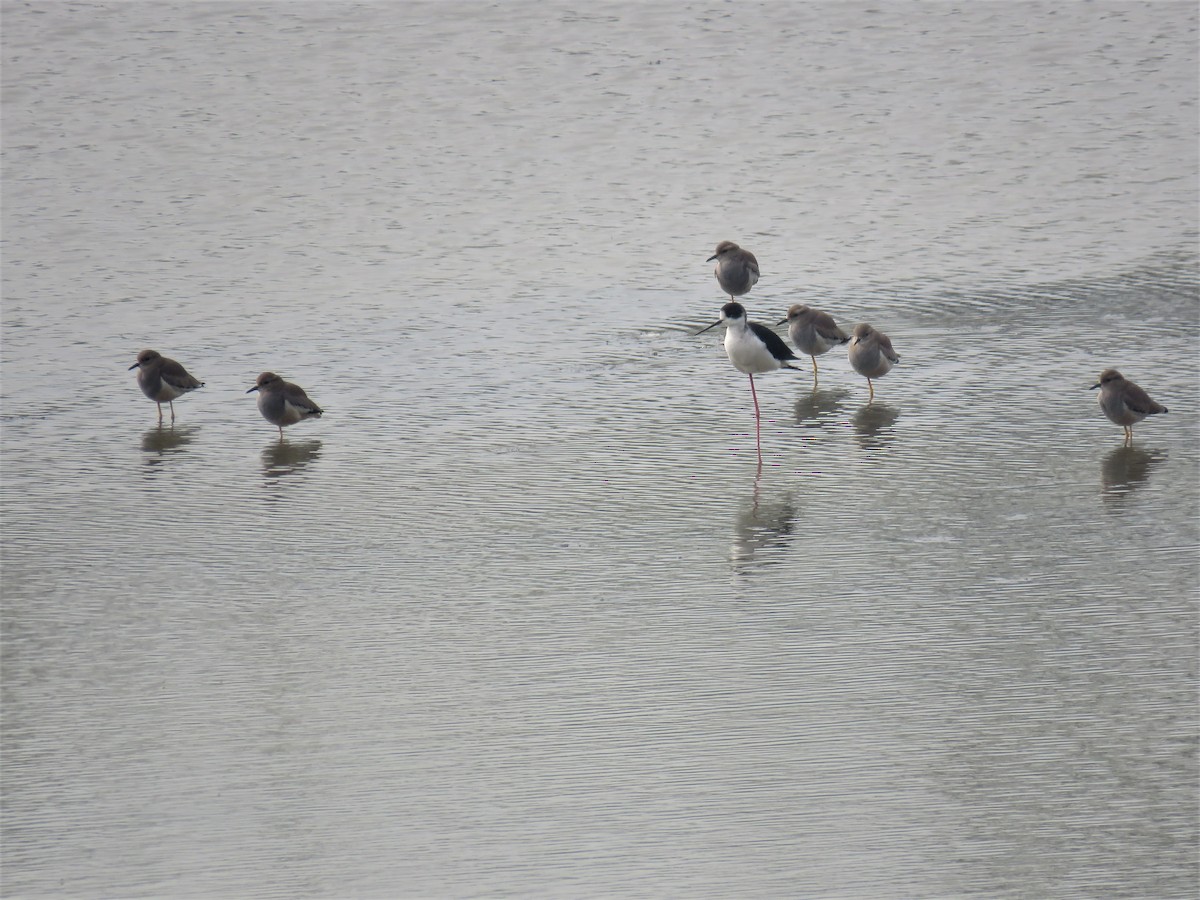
xmin=2 ymin=2 xmax=1198 ymax=898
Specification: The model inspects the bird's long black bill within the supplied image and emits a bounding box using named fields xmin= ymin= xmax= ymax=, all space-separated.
xmin=246 ymin=387 xmax=260 ymax=394
xmin=696 ymin=320 xmax=722 ymax=335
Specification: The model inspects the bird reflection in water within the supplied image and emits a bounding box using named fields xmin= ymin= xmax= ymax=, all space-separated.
xmin=141 ymin=424 xmax=198 ymax=469
xmin=852 ymin=403 xmax=900 ymax=451
xmin=730 ymin=466 xmax=797 ymax=571
xmin=262 ymin=439 xmax=322 ymax=480
xmin=1100 ymin=445 xmax=1166 ymax=510
xmin=793 ymin=388 xmax=850 ymax=428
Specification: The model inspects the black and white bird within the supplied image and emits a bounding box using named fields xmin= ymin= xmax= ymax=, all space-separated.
xmin=698 ymin=301 xmax=801 ymax=456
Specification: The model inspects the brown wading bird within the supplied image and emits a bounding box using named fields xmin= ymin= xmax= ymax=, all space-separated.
xmin=247 ymin=372 xmax=324 ymax=439
xmin=707 ymin=240 xmax=760 ymax=302
xmin=1091 ymin=368 xmax=1167 ymax=444
xmin=777 ymin=303 xmax=850 ymax=379
xmin=847 ymin=323 xmax=899 ymax=402
xmin=129 ymin=349 xmax=204 ymax=423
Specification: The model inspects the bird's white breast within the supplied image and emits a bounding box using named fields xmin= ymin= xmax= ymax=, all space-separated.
xmin=724 ymin=325 xmax=781 ymax=375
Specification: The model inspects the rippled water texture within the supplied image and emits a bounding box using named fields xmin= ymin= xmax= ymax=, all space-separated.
xmin=3 ymin=2 xmax=1198 ymax=897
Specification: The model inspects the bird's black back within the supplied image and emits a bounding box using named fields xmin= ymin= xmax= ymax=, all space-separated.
xmin=749 ymin=321 xmax=799 ymax=362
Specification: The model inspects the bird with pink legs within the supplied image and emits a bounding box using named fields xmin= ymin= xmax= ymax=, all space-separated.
xmin=698 ymin=301 xmax=803 ymax=461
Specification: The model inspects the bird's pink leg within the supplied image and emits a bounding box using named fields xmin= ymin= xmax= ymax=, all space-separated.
xmin=749 ymin=374 xmax=762 ymax=461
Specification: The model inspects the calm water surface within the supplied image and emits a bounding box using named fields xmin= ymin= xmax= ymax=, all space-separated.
xmin=3 ymin=2 xmax=1198 ymax=897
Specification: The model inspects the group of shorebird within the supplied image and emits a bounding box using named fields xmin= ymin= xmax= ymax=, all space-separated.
xmin=698 ymin=239 xmax=1169 ymax=450
xmin=129 ymin=350 xmax=322 ymax=438
xmin=128 ymin=241 xmax=1169 ymax=450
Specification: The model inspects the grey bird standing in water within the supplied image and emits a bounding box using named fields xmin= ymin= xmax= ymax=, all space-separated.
xmin=777 ymin=304 xmax=850 ymax=379
xmin=129 ymin=349 xmax=204 ymax=422
xmin=247 ymin=372 xmax=324 ymax=439
xmin=847 ymin=323 xmax=899 ymax=402
xmin=707 ymin=241 xmax=760 ymax=301
xmin=1091 ymin=368 xmax=1167 ymax=444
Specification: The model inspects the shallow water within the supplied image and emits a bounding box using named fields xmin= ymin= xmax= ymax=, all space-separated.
xmin=3 ymin=2 xmax=1198 ymax=897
